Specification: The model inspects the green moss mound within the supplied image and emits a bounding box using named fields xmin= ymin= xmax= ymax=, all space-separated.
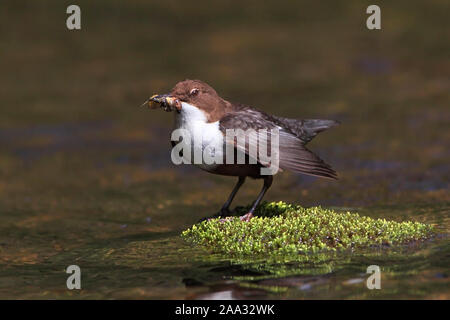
xmin=182 ymin=201 xmax=434 ymax=256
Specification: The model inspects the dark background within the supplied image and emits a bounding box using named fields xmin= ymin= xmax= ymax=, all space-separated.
xmin=0 ymin=0 xmax=448 ymax=299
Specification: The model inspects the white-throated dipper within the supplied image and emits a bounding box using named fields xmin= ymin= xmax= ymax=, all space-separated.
xmin=143 ymin=79 xmax=339 ymax=221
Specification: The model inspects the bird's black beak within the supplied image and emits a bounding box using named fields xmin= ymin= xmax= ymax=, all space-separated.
xmin=141 ymin=94 xmax=182 ymax=112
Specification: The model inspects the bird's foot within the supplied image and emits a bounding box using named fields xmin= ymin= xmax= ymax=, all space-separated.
xmin=239 ymin=212 xmax=254 ymax=222
xmin=215 ymin=208 xmax=233 ymax=223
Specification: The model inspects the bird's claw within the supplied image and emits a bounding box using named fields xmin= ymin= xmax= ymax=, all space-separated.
xmin=239 ymin=212 xmax=254 ymax=222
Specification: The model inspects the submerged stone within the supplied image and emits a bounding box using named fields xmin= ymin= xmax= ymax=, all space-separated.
xmin=181 ymin=201 xmax=435 ymax=256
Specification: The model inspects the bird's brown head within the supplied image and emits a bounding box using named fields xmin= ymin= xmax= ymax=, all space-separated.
xmin=144 ymin=79 xmax=231 ymax=121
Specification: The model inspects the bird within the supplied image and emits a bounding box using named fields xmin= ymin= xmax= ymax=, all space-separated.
xmin=143 ymin=79 xmax=339 ymax=221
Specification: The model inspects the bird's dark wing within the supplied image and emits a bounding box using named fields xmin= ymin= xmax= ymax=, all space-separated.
xmin=219 ymin=107 xmax=337 ymax=179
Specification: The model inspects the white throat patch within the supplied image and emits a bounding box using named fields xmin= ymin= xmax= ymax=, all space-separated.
xmin=173 ymin=102 xmax=224 ymax=171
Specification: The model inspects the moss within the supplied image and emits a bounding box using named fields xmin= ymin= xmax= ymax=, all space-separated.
xmin=182 ymin=201 xmax=435 ymax=256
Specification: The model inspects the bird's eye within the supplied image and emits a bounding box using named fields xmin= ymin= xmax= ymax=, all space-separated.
xmin=189 ymin=88 xmax=199 ymax=96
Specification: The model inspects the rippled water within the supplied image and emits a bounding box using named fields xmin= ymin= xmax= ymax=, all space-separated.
xmin=0 ymin=121 xmax=447 ymax=299
xmin=0 ymin=1 xmax=448 ymax=299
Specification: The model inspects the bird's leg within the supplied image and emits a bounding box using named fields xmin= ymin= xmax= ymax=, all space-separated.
xmin=240 ymin=175 xmax=273 ymax=222
xmin=219 ymin=176 xmax=246 ymax=216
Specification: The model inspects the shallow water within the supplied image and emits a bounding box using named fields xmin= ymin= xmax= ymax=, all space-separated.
xmin=0 ymin=1 xmax=449 ymax=299
xmin=0 ymin=122 xmax=447 ymax=299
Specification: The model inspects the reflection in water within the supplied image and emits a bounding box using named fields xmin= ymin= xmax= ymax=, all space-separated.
xmin=0 ymin=1 xmax=448 ymax=299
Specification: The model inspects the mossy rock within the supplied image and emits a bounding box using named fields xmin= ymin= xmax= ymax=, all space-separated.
xmin=182 ymin=201 xmax=435 ymax=256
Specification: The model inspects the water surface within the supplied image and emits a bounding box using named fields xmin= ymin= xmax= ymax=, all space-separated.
xmin=0 ymin=1 xmax=448 ymax=299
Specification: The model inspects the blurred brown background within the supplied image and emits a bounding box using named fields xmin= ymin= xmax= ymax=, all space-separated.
xmin=0 ymin=0 xmax=448 ymax=299
xmin=1 ymin=1 xmax=448 ymax=205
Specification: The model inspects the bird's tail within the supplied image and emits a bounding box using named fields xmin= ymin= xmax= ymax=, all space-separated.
xmin=302 ymin=119 xmax=340 ymax=142
xmin=274 ymin=117 xmax=340 ymax=144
